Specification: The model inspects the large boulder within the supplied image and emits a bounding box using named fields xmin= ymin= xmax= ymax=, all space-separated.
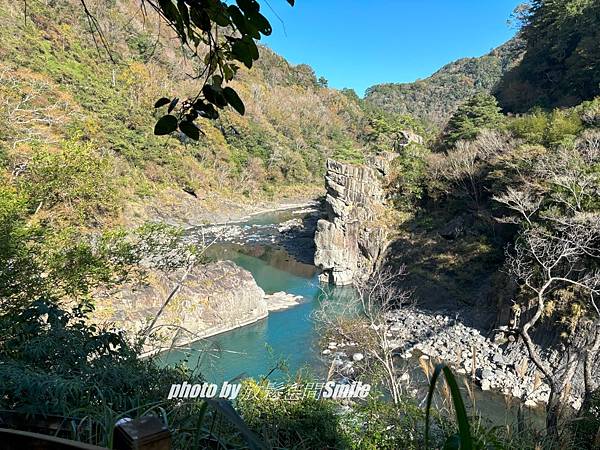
xmin=98 ymin=261 xmax=268 ymax=350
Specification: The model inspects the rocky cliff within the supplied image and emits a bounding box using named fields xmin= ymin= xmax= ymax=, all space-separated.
xmin=314 ymin=157 xmax=392 ymax=285
xmin=98 ymin=261 xmax=269 ymax=351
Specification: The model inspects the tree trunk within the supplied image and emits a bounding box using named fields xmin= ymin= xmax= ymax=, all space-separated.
xmin=546 ymin=389 xmax=561 ymax=445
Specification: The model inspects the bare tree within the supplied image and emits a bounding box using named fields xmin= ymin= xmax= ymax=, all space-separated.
xmin=430 ymin=130 xmax=515 ymax=210
xmin=495 ymin=143 xmax=600 ymax=440
xmin=315 ymin=266 xmax=412 ymax=405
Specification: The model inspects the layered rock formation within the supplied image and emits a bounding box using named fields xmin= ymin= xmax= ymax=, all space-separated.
xmin=314 ymin=158 xmax=391 ymax=285
xmin=99 ymin=261 xmax=269 ymax=350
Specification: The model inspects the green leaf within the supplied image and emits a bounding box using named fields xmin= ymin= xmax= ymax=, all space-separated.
xmin=154 ymin=97 xmax=171 ymax=108
xmin=196 ymin=102 xmax=219 ymax=120
xmin=158 ymin=0 xmax=186 ymax=42
xmin=223 ymin=87 xmax=245 ymax=115
xmin=177 ymin=0 xmax=190 ymax=27
xmin=228 ymin=5 xmax=247 ymax=34
xmin=203 ymin=85 xmax=227 ymax=108
xmin=249 ymin=12 xmax=272 ymax=36
xmin=208 ymin=5 xmax=231 ymax=27
xmin=245 ymin=37 xmax=259 ymax=60
xmin=425 ymin=364 xmax=473 ymax=450
xmin=190 ymin=8 xmax=211 ymax=31
xmin=168 ymin=98 xmax=179 ymax=113
xmin=179 ymin=120 xmax=200 ymax=140
xmin=231 ymin=39 xmax=253 ymax=68
xmin=154 ymin=115 xmax=178 ymax=135
xmin=237 ymin=0 xmax=260 ymax=15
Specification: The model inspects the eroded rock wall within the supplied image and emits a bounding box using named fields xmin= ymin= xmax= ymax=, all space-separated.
xmin=314 ymin=158 xmax=390 ymax=285
xmin=98 ymin=261 xmax=268 ymax=350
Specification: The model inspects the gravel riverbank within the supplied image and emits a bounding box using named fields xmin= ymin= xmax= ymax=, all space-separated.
xmin=321 ymin=308 xmax=583 ymax=410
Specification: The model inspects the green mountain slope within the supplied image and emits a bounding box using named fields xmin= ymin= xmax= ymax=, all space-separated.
xmin=495 ymin=0 xmax=600 ymax=112
xmin=364 ymin=39 xmax=523 ymax=129
xmin=0 ymin=0 xmax=369 ymax=227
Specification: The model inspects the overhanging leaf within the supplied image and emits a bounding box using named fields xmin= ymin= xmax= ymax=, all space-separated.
xmin=249 ymin=12 xmax=272 ymax=36
xmin=179 ymin=120 xmax=200 ymax=140
xmin=168 ymin=98 xmax=179 ymax=113
xmin=154 ymin=115 xmax=178 ymax=135
xmin=223 ymin=87 xmax=245 ymax=115
xmin=237 ymin=0 xmax=260 ymax=14
xmin=203 ymin=84 xmax=227 ymax=108
xmin=154 ymin=97 xmax=171 ymax=108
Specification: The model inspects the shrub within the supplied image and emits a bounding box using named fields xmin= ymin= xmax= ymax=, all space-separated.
xmin=509 ymin=107 xmax=583 ymax=148
xmin=508 ymin=108 xmax=549 ymax=145
xmin=21 ymin=139 xmax=118 ymax=222
xmin=545 ymin=108 xmax=583 ymax=147
xmin=388 ymin=143 xmax=431 ymax=211
xmin=578 ymin=97 xmax=600 ymax=128
xmin=445 ymin=93 xmax=505 ymax=146
xmin=237 ymin=379 xmax=348 ymax=449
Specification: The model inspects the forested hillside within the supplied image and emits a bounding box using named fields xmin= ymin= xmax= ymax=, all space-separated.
xmin=364 ymin=38 xmax=523 ymax=129
xmin=0 ymin=0 xmax=373 ymax=228
xmin=495 ymin=0 xmax=600 ymax=112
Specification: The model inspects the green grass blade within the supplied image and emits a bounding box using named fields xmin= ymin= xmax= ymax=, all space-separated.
xmin=425 ymin=363 xmax=474 ymax=450
xmin=425 ymin=363 xmax=444 ymax=449
xmin=442 ymin=366 xmax=473 ymax=450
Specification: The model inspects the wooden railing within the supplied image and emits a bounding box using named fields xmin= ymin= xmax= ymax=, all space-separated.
xmin=0 ymin=412 xmax=171 ymax=450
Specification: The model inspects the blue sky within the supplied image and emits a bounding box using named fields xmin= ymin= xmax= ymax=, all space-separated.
xmin=261 ymin=0 xmax=521 ymax=96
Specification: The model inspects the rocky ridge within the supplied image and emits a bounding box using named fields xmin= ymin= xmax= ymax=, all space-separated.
xmin=314 ymin=158 xmax=391 ymax=285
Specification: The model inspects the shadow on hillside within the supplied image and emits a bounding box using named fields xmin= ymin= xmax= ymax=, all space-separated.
xmin=384 ymin=204 xmax=518 ymax=336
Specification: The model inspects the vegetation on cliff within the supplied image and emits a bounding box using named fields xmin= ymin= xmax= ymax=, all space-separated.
xmin=495 ymin=0 xmax=600 ymax=112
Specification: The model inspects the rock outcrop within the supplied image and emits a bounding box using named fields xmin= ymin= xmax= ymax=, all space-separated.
xmin=99 ymin=261 xmax=268 ymax=350
xmin=314 ymin=158 xmax=391 ymax=285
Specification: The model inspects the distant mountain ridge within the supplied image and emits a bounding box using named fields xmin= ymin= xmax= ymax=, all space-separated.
xmin=364 ymin=38 xmax=524 ymax=128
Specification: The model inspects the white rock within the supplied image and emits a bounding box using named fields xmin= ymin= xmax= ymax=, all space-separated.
xmin=352 ymin=353 xmax=365 ymax=362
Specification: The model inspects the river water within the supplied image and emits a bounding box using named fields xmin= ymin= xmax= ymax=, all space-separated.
xmin=158 ymin=206 xmax=543 ymax=429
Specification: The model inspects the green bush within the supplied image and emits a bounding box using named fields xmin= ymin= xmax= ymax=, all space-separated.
xmin=509 ymin=108 xmax=549 ymax=145
xmin=389 ymin=143 xmax=431 ymax=211
xmin=237 ymin=379 xmax=349 ymax=449
xmin=332 ymin=140 xmax=365 ymax=164
xmin=445 ymin=93 xmax=505 ymax=146
xmin=578 ymin=97 xmax=600 ymax=128
xmin=509 ymin=107 xmax=583 ymax=147
xmin=21 ymin=139 xmax=118 ymax=222
xmin=545 ymin=109 xmax=583 ymax=147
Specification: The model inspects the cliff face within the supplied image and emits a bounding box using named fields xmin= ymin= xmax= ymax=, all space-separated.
xmin=314 ymin=158 xmax=390 ymax=285
xmin=98 ymin=261 xmax=268 ymax=349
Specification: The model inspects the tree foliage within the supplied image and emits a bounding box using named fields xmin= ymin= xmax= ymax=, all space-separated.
xmin=112 ymin=0 xmax=295 ymax=139
xmin=496 ymin=0 xmax=600 ymax=112
xmin=444 ymin=93 xmax=504 ymax=146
